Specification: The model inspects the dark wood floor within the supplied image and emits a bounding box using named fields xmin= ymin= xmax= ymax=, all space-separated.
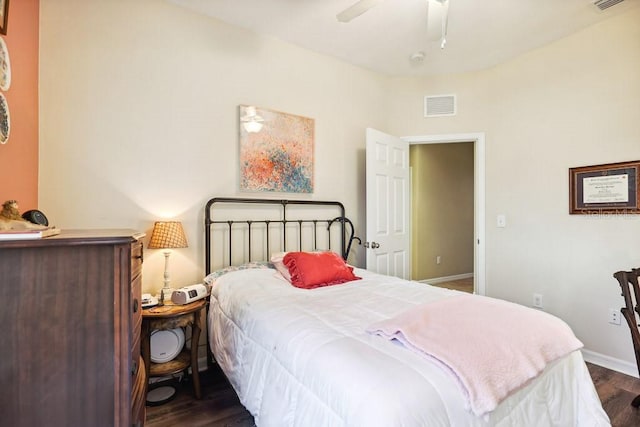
xmin=588 ymin=363 xmax=640 ymax=427
xmin=146 ymin=363 xmax=640 ymax=427
xmin=145 ymin=367 xmax=254 ymax=427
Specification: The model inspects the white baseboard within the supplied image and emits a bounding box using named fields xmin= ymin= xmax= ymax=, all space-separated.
xmin=582 ymin=348 xmax=639 ymax=378
xmin=419 ymin=272 xmax=473 ymax=285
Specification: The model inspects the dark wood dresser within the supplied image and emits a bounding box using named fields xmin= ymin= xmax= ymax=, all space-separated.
xmin=0 ymin=229 xmax=147 ymax=427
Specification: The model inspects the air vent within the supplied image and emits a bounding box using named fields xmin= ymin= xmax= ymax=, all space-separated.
xmin=593 ymin=0 xmax=624 ymax=11
xmin=424 ymin=94 xmax=456 ymax=117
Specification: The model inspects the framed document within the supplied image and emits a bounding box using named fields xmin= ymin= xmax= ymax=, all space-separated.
xmin=569 ymin=160 xmax=640 ymax=214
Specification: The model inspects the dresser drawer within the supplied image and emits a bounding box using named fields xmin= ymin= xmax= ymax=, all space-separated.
xmin=131 ymin=240 xmax=144 ymax=280
xmin=132 ymin=310 xmax=142 ymax=365
xmin=130 ymin=236 xmax=146 ymax=425
xmin=131 ymin=356 xmax=147 ymax=426
xmin=131 ymin=250 xmax=143 ymax=366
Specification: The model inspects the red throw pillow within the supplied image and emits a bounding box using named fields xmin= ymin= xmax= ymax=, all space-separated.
xmin=283 ymin=251 xmax=361 ymax=289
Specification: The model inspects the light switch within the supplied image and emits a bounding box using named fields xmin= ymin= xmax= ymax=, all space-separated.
xmin=497 ymin=214 xmax=506 ymax=228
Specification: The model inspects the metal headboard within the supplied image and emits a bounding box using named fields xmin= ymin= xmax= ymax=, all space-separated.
xmin=204 ymin=197 xmax=359 ymax=275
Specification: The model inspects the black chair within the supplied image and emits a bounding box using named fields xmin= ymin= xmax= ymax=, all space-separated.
xmin=613 ymin=268 xmax=640 ymax=407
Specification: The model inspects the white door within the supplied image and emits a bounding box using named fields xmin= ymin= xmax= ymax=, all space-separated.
xmin=365 ymin=128 xmax=411 ymax=279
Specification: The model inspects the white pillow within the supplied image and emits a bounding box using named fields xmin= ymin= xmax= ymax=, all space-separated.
xmin=270 ymin=252 xmax=292 ymax=282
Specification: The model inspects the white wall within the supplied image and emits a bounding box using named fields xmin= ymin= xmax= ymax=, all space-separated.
xmin=39 ymin=1 xmax=640 ymax=372
xmin=39 ymin=0 xmax=388 ymax=293
xmin=387 ymin=8 xmax=640 ymax=371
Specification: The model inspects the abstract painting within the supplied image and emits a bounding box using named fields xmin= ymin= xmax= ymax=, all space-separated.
xmin=239 ymin=105 xmax=314 ymax=193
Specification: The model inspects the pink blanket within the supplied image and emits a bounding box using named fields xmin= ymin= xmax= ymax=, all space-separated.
xmin=366 ymin=294 xmax=583 ymax=416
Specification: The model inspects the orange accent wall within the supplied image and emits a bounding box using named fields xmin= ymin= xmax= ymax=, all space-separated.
xmin=0 ymin=0 xmax=39 ymax=211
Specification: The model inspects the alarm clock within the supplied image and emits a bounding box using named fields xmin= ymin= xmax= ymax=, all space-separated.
xmin=171 ymin=284 xmax=207 ymax=305
xmin=22 ymin=209 xmax=49 ymax=226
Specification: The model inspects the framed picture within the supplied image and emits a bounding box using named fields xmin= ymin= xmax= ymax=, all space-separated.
xmin=0 ymin=0 xmax=8 ymax=36
xmin=238 ymin=105 xmax=314 ymax=193
xmin=569 ymin=160 xmax=640 ymax=214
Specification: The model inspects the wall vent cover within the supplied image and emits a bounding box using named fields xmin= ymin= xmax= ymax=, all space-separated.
xmin=424 ymin=94 xmax=456 ymax=117
xmin=593 ymin=0 xmax=624 ymax=11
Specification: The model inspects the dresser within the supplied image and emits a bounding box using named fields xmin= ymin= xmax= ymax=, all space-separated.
xmin=0 ymin=229 xmax=147 ymax=427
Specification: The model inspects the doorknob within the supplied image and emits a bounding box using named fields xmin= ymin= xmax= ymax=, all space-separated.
xmin=365 ymin=242 xmax=380 ymax=249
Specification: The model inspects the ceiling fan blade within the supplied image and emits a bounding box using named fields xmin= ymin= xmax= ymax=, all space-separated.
xmin=336 ymin=0 xmax=385 ymax=23
xmin=427 ymin=0 xmax=449 ymax=42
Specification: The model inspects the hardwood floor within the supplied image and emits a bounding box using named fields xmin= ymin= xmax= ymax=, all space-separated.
xmin=145 ymin=368 xmax=254 ymax=427
xmin=146 ymin=362 xmax=640 ymax=426
xmin=431 ymin=276 xmax=474 ymax=293
xmin=587 ymin=362 xmax=640 ymax=427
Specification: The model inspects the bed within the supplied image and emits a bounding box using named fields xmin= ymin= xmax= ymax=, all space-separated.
xmin=204 ymin=197 xmax=609 ymax=426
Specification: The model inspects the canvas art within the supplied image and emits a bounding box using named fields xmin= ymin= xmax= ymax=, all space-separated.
xmin=239 ymin=105 xmax=314 ymax=193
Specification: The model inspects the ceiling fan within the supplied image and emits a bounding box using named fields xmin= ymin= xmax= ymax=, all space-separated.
xmin=336 ymin=0 xmax=386 ymax=23
xmin=336 ymin=0 xmax=450 ymax=48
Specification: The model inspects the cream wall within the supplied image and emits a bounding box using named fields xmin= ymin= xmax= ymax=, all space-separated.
xmin=39 ymin=1 xmax=640 ymax=371
xmin=38 ymin=0 xmax=387 ymax=291
xmin=388 ymin=9 xmax=640 ymax=370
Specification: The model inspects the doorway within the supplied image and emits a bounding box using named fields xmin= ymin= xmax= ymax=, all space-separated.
xmin=410 ymin=142 xmax=474 ymax=292
xmin=364 ymin=130 xmax=485 ymax=295
xmin=403 ymin=133 xmax=486 ymax=295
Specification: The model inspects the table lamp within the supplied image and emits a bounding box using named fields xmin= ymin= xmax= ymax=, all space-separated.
xmin=148 ymin=221 xmax=188 ymax=297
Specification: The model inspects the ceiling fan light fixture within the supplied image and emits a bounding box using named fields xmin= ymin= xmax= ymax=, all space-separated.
xmin=243 ymin=120 xmax=263 ymax=133
xmin=241 ymin=105 xmax=265 ymax=133
xmin=410 ymin=51 xmax=426 ymax=63
xmin=426 ymin=0 xmax=450 ymax=49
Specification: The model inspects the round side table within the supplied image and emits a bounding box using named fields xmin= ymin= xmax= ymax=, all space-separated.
xmin=141 ymin=299 xmax=206 ymax=403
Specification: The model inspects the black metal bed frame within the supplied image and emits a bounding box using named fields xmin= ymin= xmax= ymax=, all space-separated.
xmin=204 ymin=197 xmax=359 ymax=275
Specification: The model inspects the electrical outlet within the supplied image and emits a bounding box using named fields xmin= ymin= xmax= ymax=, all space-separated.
xmin=608 ymin=309 xmax=621 ymax=325
xmin=533 ymin=293 xmax=543 ymax=309
xmin=436 ymin=256 xmax=441 ymax=265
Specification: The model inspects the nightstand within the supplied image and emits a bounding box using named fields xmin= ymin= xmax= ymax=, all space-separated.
xmin=141 ymin=299 xmax=206 ymax=401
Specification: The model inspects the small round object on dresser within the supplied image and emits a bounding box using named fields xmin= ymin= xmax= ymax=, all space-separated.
xmin=22 ymin=209 xmax=49 ymax=226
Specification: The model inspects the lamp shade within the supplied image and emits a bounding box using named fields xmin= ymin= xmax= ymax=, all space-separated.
xmin=148 ymin=221 xmax=188 ymax=249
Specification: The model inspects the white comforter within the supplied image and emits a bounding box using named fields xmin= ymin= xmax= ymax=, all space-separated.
xmin=208 ymin=268 xmax=610 ymax=427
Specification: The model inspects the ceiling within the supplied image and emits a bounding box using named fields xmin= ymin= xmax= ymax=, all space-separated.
xmin=168 ymin=0 xmax=639 ymax=77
